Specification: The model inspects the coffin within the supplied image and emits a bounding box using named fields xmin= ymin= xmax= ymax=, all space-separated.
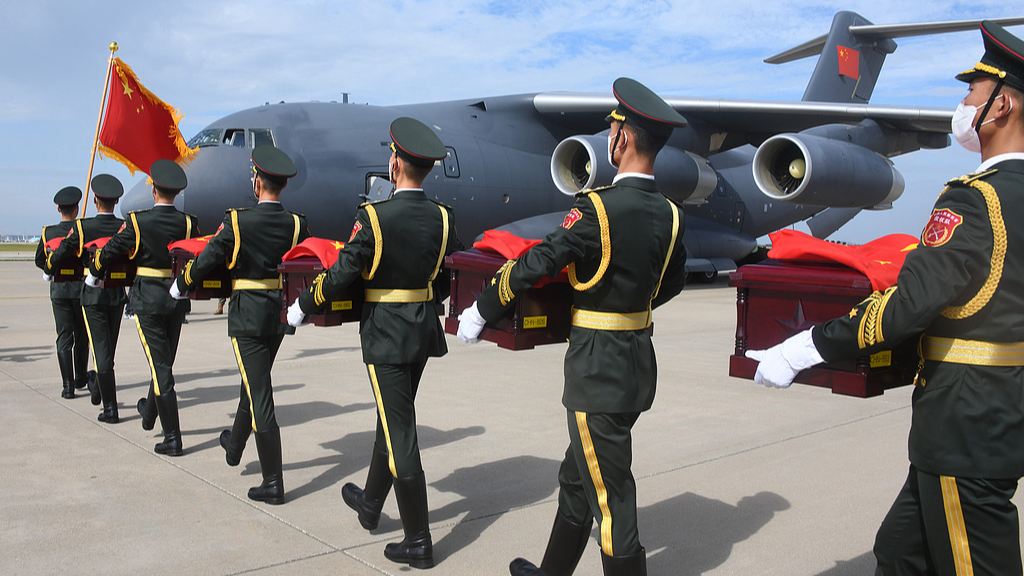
xmin=278 ymin=257 xmax=363 ymax=327
xmin=729 ymin=259 xmax=917 ymax=397
xmin=444 ymin=248 xmax=572 ymax=350
xmin=169 ymin=247 xmax=231 ymax=300
xmin=87 ymin=243 xmax=135 ymax=288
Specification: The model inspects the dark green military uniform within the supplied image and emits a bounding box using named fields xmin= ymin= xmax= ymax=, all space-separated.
xmin=295 ymin=117 xmax=454 ymax=568
xmin=473 ymin=78 xmax=688 ymax=576
xmin=49 ymin=174 xmax=128 ymax=422
xmin=35 ymin=186 xmax=90 ymax=399
xmin=477 ymin=177 xmax=687 ymax=557
xmin=92 ymin=160 xmax=196 ymax=456
xmin=809 ymin=21 xmax=1024 ymax=576
xmin=813 ymin=161 xmax=1024 ymax=575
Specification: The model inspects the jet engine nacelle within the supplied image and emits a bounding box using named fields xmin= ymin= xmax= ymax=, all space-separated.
xmin=752 ymin=133 xmax=905 ymax=208
xmin=551 ymin=135 xmax=719 ymax=204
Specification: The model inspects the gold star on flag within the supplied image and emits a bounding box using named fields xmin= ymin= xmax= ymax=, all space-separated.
xmin=331 ymin=241 xmax=344 ymax=250
xmin=121 ymin=80 xmax=134 ymax=98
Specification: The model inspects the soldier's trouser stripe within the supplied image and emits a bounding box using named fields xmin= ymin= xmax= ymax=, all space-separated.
xmin=81 ymin=306 xmax=97 ymax=372
xmin=133 ymin=316 xmax=160 ymax=396
xmin=941 ymin=475 xmax=975 ymax=576
xmin=368 ymin=364 xmax=397 ymax=477
xmin=231 ymin=337 xmax=259 ymax=433
xmin=575 ymin=411 xmax=614 ymax=555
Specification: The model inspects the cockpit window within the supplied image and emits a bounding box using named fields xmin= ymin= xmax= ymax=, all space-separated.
xmin=187 ymin=129 xmax=223 ymax=148
xmin=250 ymin=128 xmax=275 ymax=148
xmin=224 ymin=129 xmax=246 ymax=147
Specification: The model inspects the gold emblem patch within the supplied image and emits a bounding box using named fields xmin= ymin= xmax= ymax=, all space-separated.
xmin=561 ymin=208 xmax=582 ymax=229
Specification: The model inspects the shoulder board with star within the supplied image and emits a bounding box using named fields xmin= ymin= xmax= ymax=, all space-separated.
xmin=575 ymin=184 xmax=614 ymax=198
xmin=946 ymin=168 xmax=999 ymax=187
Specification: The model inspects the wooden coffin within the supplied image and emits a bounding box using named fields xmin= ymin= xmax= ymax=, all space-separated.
xmin=444 ymin=248 xmax=572 ymax=351
xmin=278 ymin=257 xmax=363 ymax=327
xmin=86 ymin=244 xmax=136 ymax=288
xmin=169 ymin=247 xmax=231 ymax=300
xmin=729 ymin=259 xmax=917 ymax=398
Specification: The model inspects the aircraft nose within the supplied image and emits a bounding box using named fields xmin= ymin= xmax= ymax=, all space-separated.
xmin=120 ymin=178 xmax=154 ymax=217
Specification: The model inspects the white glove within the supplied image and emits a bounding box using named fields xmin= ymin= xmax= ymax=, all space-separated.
xmin=169 ymin=281 xmax=185 ymax=300
xmin=286 ymin=301 xmax=307 ymax=327
xmin=745 ymin=329 xmax=824 ymax=389
xmin=84 ymin=273 xmax=100 ymax=287
xmin=457 ymin=301 xmax=486 ymax=344
xmin=42 ymin=272 xmax=53 ymax=282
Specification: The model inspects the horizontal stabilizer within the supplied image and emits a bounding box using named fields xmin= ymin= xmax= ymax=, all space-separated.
xmin=767 ymin=16 xmax=1024 ymax=64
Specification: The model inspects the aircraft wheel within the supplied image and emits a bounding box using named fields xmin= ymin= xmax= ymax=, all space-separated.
xmin=695 ymin=271 xmax=718 ymax=283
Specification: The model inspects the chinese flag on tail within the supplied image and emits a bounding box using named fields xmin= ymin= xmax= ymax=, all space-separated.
xmin=836 ymin=45 xmax=860 ymax=79
xmin=97 ymin=58 xmax=197 ymax=175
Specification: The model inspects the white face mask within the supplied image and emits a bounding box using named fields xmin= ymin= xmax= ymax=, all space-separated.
xmin=951 ymin=94 xmax=1011 ymax=153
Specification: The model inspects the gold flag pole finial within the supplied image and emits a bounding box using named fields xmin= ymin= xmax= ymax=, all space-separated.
xmin=84 ymin=42 xmax=119 ymax=217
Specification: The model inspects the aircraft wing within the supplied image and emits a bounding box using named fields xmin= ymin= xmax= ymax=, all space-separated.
xmin=534 ymin=92 xmax=952 ymax=140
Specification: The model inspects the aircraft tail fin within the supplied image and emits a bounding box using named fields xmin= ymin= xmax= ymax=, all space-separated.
xmin=767 ymin=12 xmax=1024 ymax=104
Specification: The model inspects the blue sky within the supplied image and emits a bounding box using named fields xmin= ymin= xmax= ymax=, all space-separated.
xmin=2 ymin=0 xmax=1022 ymax=243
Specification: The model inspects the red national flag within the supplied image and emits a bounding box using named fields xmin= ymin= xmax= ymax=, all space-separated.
xmin=97 ymin=58 xmax=197 ymax=175
xmin=767 ymin=229 xmax=918 ymax=291
xmin=473 ymin=229 xmax=542 ymax=260
xmin=836 ymin=45 xmax=860 ymax=79
xmin=84 ymin=237 xmax=111 ymax=249
xmin=168 ymin=235 xmax=214 ymax=256
xmin=282 ymin=237 xmax=346 ymax=268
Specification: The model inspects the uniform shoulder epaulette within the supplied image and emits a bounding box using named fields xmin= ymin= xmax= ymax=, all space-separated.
xmin=183 ymin=211 xmax=200 ymax=219
xmin=428 ymin=198 xmax=454 ymax=210
xmin=358 ymin=198 xmax=390 ymax=208
xmin=575 ymin=184 xmax=614 ymax=198
xmin=126 ymin=208 xmax=150 ymax=215
xmin=946 ymin=168 xmax=999 ymax=187
xmin=225 ymin=207 xmax=250 ymax=214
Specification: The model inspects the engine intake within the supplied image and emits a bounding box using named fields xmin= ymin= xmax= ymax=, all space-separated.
xmin=752 ymin=133 xmax=904 ymax=208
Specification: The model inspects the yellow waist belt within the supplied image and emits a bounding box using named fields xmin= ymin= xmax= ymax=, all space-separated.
xmin=232 ymin=278 xmax=282 ymax=290
xmin=571 ymin=308 xmax=651 ymax=331
xmin=136 ymin=267 xmax=172 ymax=278
xmin=365 ymin=287 xmax=432 ymax=303
xmin=922 ymin=335 xmax=1024 ymax=367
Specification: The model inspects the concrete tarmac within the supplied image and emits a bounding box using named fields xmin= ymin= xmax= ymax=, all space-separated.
xmin=3 ymin=258 xmax=1021 ymax=575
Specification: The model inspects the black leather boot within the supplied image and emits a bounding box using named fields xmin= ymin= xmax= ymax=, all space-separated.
xmin=57 ymin=349 xmax=75 ymax=399
xmin=88 ymin=370 xmax=101 ymax=405
xmin=73 ymin=344 xmax=90 ymax=389
xmin=248 ymin=427 xmax=285 ymax=505
xmin=137 ymin=387 xmax=157 ymax=431
xmin=343 ymin=445 xmax=394 ymax=530
xmin=220 ymin=399 xmax=252 ymax=467
xmin=153 ymin=390 xmax=183 ymax=456
xmin=509 ymin=510 xmax=593 ymax=576
xmin=96 ymin=371 xmax=119 ymax=424
xmin=384 ymin=472 xmax=433 ymax=569
xmin=600 ymin=548 xmax=646 ymax=576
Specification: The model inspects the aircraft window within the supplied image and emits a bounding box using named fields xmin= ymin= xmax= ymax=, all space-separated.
xmin=224 ymin=129 xmax=246 ymax=147
xmin=187 ymin=129 xmax=223 ymax=148
xmin=249 ymin=128 xmax=275 ymax=148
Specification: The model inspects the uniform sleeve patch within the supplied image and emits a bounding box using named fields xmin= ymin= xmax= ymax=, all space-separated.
xmin=349 ymin=221 xmax=363 ymax=241
xmin=921 ymin=208 xmax=963 ymax=247
xmin=561 ymin=208 xmax=583 ymax=229
xmin=117 ymin=222 xmax=127 ymax=233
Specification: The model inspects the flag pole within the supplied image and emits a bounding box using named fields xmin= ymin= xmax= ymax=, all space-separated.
xmin=83 ymin=42 xmax=118 ymax=217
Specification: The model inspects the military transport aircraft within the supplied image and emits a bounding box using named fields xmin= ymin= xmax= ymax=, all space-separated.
xmin=118 ymin=11 xmax=1024 ymax=280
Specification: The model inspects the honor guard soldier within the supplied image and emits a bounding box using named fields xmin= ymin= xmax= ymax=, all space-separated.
xmin=49 ymin=175 xmax=128 ymax=422
xmin=171 ymin=145 xmax=309 ymax=505
xmin=288 ymin=117 xmax=457 ymax=569
xmin=747 ymin=21 xmax=1024 ymax=576
xmin=459 ymin=78 xmax=688 ymax=576
xmin=89 ymin=159 xmax=197 ymax=456
xmin=35 ymin=186 xmax=92 ymax=399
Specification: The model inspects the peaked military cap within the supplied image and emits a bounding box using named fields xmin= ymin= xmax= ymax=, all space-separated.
xmin=956 ymin=21 xmax=1024 ymax=92
xmin=53 ymin=186 xmax=82 ymax=207
xmin=605 ymin=77 xmax=688 ymax=138
xmin=91 ymin=174 xmax=124 ymax=200
xmin=390 ymin=117 xmax=447 ymax=169
xmin=252 ymin=145 xmax=297 ymax=185
xmin=150 ymin=159 xmax=187 ymax=193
